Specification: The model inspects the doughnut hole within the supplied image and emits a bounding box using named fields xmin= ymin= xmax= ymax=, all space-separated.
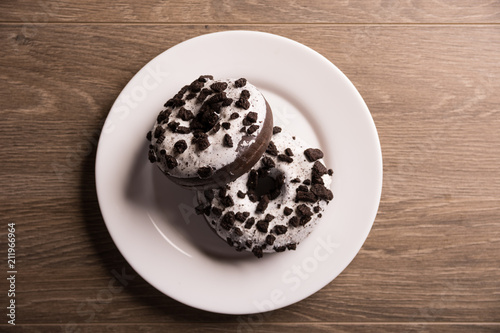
xmin=251 ymin=168 xmax=285 ymax=202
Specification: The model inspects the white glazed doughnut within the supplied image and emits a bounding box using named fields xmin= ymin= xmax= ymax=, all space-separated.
xmin=147 ymin=76 xmax=273 ymax=189
xmin=197 ymin=129 xmax=333 ymax=258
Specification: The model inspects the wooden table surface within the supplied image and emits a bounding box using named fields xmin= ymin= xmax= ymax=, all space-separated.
xmin=1 ymin=1 xmax=500 ymax=332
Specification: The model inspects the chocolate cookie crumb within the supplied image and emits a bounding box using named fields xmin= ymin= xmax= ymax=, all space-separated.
xmin=154 ymin=126 xmax=165 ymax=138
xmin=235 ymin=212 xmax=247 ymax=222
xmin=312 ymin=161 xmax=328 ymax=178
xmin=304 ymin=148 xmax=324 ymax=162
xmin=328 ymin=169 xmax=333 ymax=176
xmin=252 ymin=246 xmax=263 ymax=258
xmin=256 ymin=220 xmax=269 ymax=233
xmin=296 ymin=191 xmax=317 ymax=202
xmin=177 ymin=107 xmax=194 ymax=121
xmin=229 ymin=112 xmax=239 ymax=120
xmin=303 ymin=179 xmax=311 ymax=185
xmin=212 ymin=122 xmax=221 ymax=133
xmin=261 ymin=156 xmax=276 ymax=169
xmin=265 ymin=214 xmax=275 ymax=222
xmin=148 ymin=149 xmax=156 ymax=163
xmin=240 ymin=90 xmax=250 ymax=99
xmin=300 ymin=215 xmax=312 ymax=226
xmin=244 ymin=217 xmax=255 ymax=229
xmin=210 ymin=82 xmax=228 ymax=92
xmin=278 ymin=154 xmax=293 ymax=163
xmin=197 ymin=166 xmax=213 ymax=178
xmin=256 ymin=195 xmax=270 ymax=213
xmin=273 ymin=225 xmax=288 ymax=235
xmin=176 ymin=126 xmax=191 ymax=134
xmin=266 ymin=141 xmax=278 ymax=156
xmin=218 ymin=186 xmax=227 ymax=198
xmin=245 ymin=111 xmax=258 ymax=124
xmin=192 ymin=132 xmax=210 ymax=151
xmin=266 ymin=235 xmax=276 ymax=246
xmin=272 ymin=126 xmax=282 ymax=135
xmin=247 ymin=192 xmax=257 ymax=202
xmin=291 ymin=178 xmax=301 ymax=183
xmin=198 ymin=75 xmax=214 ymax=82
xmin=146 ymin=131 xmax=152 ymax=141
xmin=284 ymin=207 xmax=293 ymax=216
xmin=285 ymin=148 xmax=294 ymax=156
xmin=289 ymin=216 xmax=299 ymax=227
xmin=236 ymin=98 xmax=250 ymax=110
xmin=310 ymin=184 xmax=334 ymax=201
xmin=222 ymin=98 xmax=233 ymax=107
xmin=173 ymin=140 xmax=187 ymax=154
xmin=286 ymin=243 xmax=297 ymax=250
xmin=247 ymin=125 xmax=259 ymax=135
xmin=274 ymin=246 xmax=286 ymax=252
xmin=186 ymin=92 xmax=196 ymax=100
xmin=235 ymin=78 xmax=247 ymax=88
xmin=220 ymin=195 xmax=234 ymax=207
xmin=196 ymin=88 xmax=213 ymax=103
xmin=313 ymin=205 xmax=321 ymax=213
xmin=318 ymin=213 xmax=322 ymax=218
xmin=296 ymin=204 xmax=313 ymax=218
xmin=177 ymin=85 xmax=189 ymax=96
xmin=165 ymin=97 xmax=185 ymax=108
xmin=247 ymin=170 xmax=258 ymax=190
xmin=223 ymin=134 xmax=234 ymax=147
xmin=220 ymin=211 xmax=235 ymax=230
xmin=189 ymin=80 xmax=204 ymax=93
xmin=211 ymin=206 xmax=222 ymax=217
xmin=195 ymin=203 xmax=207 ymax=215
xmin=312 ymin=175 xmax=324 ymax=185
xmin=156 ymin=134 xmax=165 ymax=144
xmin=237 ymin=190 xmax=246 ymax=198
xmin=167 ymin=121 xmax=179 ymax=132
xmin=157 ymin=110 xmax=171 ymax=123
xmin=297 ymin=185 xmax=309 ymax=192
xmin=165 ymin=155 xmax=178 ymax=169
xmin=233 ymin=227 xmax=244 ymax=237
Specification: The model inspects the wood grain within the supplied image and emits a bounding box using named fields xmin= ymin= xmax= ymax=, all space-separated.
xmin=1 ymin=323 xmax=500 ymax=333
xmin=0 ymin=0 xmax=499 ymax=24
xmin=0 ymin=7 xmax=499 ymax=333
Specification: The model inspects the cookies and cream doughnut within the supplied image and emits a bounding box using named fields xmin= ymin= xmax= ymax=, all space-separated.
xmin=196 ymin=129 xmax=334 ymax=258
xmin=147 ymin=76 xmax=273 ymax=189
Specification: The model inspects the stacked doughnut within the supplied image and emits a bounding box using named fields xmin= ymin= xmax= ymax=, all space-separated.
xmin=147 ymin=76 xmax=333 ymax=258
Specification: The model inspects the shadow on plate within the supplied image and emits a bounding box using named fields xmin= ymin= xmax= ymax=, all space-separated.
xmin=124 ymin=140 xmax=254 ymax=261
xmin=80 ymin=128 xmax=242 ymax=321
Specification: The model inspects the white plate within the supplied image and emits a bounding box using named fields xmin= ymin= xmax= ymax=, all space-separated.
xmin=95 ymin=31 xmax=382 ymax=315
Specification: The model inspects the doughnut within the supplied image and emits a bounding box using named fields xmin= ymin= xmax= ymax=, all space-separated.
xmin=196 ymin=129 xmax=334 ymax=258
xmin=147 ymin=76 xmax=273 ymax=189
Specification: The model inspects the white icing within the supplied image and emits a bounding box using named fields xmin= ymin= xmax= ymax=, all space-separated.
xmin=198 ymin=130 xmax=333 ymax=254
xmin=151 ymin=78 xmax=267 ymax=178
